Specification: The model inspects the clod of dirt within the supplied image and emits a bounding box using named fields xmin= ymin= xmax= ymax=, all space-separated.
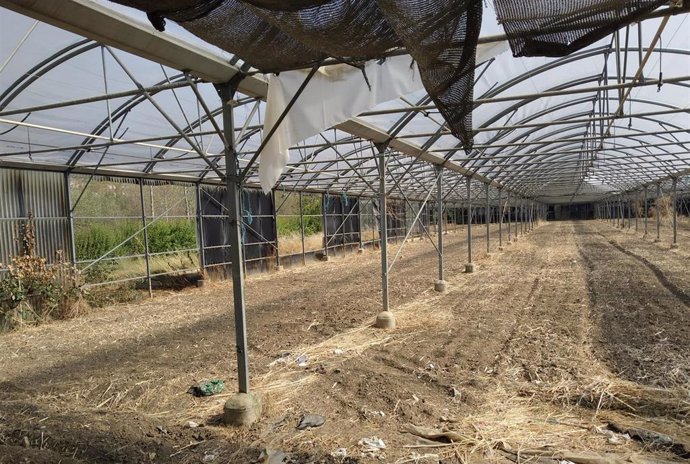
xmin=296 ymin=414 xmax=325 ymax=430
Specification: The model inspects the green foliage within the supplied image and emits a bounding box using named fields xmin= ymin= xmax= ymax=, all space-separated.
xmin=276 ymin=194 xmax=322 ymax=237
xmin=147 ymin=220 xmax=196 ymax=253
xmin=75 ymin=220 xmax=196 ymax=260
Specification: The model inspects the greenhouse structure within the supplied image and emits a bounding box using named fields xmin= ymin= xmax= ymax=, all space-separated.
xmin=0 ymin=1 xmax=689 ymax=462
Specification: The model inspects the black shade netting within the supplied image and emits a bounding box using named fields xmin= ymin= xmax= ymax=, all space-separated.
xmin=109 ymin=0 xmax=483 ymax=148
xmin=377 ymin=0 xmax=481 ymax=149
xmin=492 ymin=0 xmax=667 ymax=57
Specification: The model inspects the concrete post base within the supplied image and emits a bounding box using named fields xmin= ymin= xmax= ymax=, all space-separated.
xmin=223 ymin=392 xmax=262 ymax=427
xmin=434 ymin=280 xmax=447 ymax=292
xmin=275 ymin=265 xmax=284 ymax=272
xmin=507 ymin=241 xmax=512 ymax=246
xmin=671 ymin=243 xmax=679 ymax=249
xmin=196 ymin=279 xmax=206 ymax=288
xmin=321 ymin=255 xmax=331 ymax=262
xmin=498 ymin=246 xmax=504 ymax=251
xmin=654 ymin=238 xmax=661 ymax=243
xmin=375 ymin=311 xmax=396 ymax=329
xmin=357 ymin=248 xmax=364 ymax=254
xmin=465 ymin=263 xmax=475 ymax=273
xmin=513 ymin=237 xmax=518 ymax=242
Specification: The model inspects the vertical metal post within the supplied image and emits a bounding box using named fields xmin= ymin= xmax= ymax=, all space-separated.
xmin=322 ymin=194 xmax=329 ymax=258
xmin=485 ymin=184 xmax=490 ymax=253
xmin=507 ymin=193 xmax=511 ymax=243
xmin=656 ymin=183 xmax=661 ymax=242
xmin=138 ymin=179 xmax=153 ymax=298
xmin=466 ymin=176 xmax=473 ymax=270
xmin=515 ymin=200 xmax=519 ymax=241
xmin=272 ymin=190 xmax=281 ymax=269
xmin=219 ymin=83 xmax=250 ymax=394
xmin=644 ymin=186 xmax=649 ymax=237
xmin=377 ymin=144 xmax=390 ymax=312
xmin=672 ymin=177 xmax=678 ymax=247
xmin=357 ymin=196 xmax=363 ymax=251
xmin=341 ymin=195 xmax=346 ymax=252
xmin=498 ymin=189 xmax=503 ymax=248
xmin=63 ymin=172 xmax=77 ymax=265
xmin=436 ymin=166 xmax=444 ymax=283
xmin=196 ymin=183 xmax=206 ymax=273
xmin=635 ymin=192 xmax=639 ymax=232
xmin=299 ymin=191 xmax=306 ymax=265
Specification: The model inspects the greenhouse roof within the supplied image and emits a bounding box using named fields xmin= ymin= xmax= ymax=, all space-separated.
xmin=0 ymin=0 xmax=689 ymax=204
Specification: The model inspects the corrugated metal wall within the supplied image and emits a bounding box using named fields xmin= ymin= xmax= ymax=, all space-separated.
xmin=0 ymin=169 xmax=70 ymax=265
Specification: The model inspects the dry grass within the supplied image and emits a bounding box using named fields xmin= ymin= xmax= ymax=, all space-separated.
xmin=278 ymin=233 xmax=324 ymax=255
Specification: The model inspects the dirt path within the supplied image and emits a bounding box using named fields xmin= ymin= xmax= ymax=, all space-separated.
xmin=1 ymin=221 xmax=688 ymax=463
xmin=573 ymin=221 xmax=690 ymax=388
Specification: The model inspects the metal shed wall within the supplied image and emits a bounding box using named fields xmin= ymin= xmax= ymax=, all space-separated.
xmin=0 ymin=168 xmax=69 ymax=265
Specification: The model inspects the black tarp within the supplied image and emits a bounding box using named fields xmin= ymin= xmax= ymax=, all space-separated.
xmin=323 ymin=193 xmax=360 ymax=247
xmin=199 ymin=186 xmax=276 ymax=272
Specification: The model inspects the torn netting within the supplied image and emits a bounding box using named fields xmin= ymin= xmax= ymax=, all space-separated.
xmin=378 ymin=0 xmax=481 ymax=149
xmin=493 ymin=0 xmax=667 ymax=57
xmin=108 ymin=0 xmax=482 ymax=148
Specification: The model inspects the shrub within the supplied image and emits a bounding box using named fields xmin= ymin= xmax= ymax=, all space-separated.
xmin=75 ymin=220 xmax=196 ymax=261
xmin=147 ymin=220 xmax=196 ymax=253
xmin=1 ymin=217 xmax=86 ymax=331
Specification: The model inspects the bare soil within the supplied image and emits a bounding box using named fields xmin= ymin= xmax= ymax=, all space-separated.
xmin=1 ymin=221 xmax=688 ymax=463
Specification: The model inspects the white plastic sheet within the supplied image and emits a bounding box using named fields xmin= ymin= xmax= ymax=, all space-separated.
xmin=259 ymin=41 xmax=510 ymax=192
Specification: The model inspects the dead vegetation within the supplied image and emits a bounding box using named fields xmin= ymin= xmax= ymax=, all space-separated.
xmin=0 ymin=221 xmax=689 ymax=463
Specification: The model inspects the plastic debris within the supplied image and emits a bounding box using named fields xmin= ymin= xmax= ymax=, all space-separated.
xmin=595 ymin=426 xmax=630 ymax=445
xmin=358 ymin=436 xmax=386 ymax=454
xmin=259 ymin=449 xmax=291 ymax=464
xmin=185 ymin=421 xmax=199 ymax=428
xmin=202 ymin=452 xmax=218 ymax=463
xmin=333 ymin=349 xmax=344 ymax=355
xmin=297 ymin=414 xmax=326 ymax=430
xmin=268 ymin=352 xmax=291 ymax=367
xmin=187 ymin=379 xmax=225 ymax=397
xmin=295 ymin=354 xmax=309 ymax=367
xmin=331 ymin=448 xmax=348 ymax=458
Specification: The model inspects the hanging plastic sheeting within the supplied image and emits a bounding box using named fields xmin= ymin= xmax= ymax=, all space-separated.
xmin=259 ymin=40 xmax=508 ymax=192
xmin=378 ymin=0 xmax=482 ymax=149
xmin=107 ymin=0 xmax=483 ymax=155
xmin=259 ymin=55 xmax=423 ymax=192
xmin=492 ymin=0 xmax=667 ymax=57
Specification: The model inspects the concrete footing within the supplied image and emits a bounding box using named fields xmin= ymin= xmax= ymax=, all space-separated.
xmin=375 ymin=311 xmax=396 ymax=329
xmin=357 ymin=248 xmax=364 ymax=254
xmin=465 ymin=263 xmax=475 ymax=273
xmin=498 ymin=246 xmax=504 ymax=251
xmin=196 ymin=279 xmax=206 ymax=288
xmin=275 ymin=265 xmax=284 ymax=272
xmin=434 ymin=280 xmax=447 ymax=292
xmin=506 ymin=241 xmax=512 ymax=246
xmin=671 ymin=243 xmax=679 ymax=249
xmin=653 ymin=238 xmax=661 ymax=243
xmin=223 ymin=393 xmax=262 ymax=427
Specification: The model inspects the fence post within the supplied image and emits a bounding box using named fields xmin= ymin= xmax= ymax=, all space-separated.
xmin=299 ymin=191 xmax=306 ymax=265
xmin=434 ymin=166 xmax=445 ymax=292
xmin=64 ymin=172 xmax=77 ymax=265
xmin=655 ymin=184 xmax=661 ymax=242
xmin=672 ymin=177 xmax=678 ymax=248
xmin=195 ymin=183 xmax=206 ymax=274
xmin=465 ymin=177 xmax=474 ymax=273
xmin=374 ymin=143 xmax=394 ymax=329
xmin=138 ymin=179 xmax=153 ymax=298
